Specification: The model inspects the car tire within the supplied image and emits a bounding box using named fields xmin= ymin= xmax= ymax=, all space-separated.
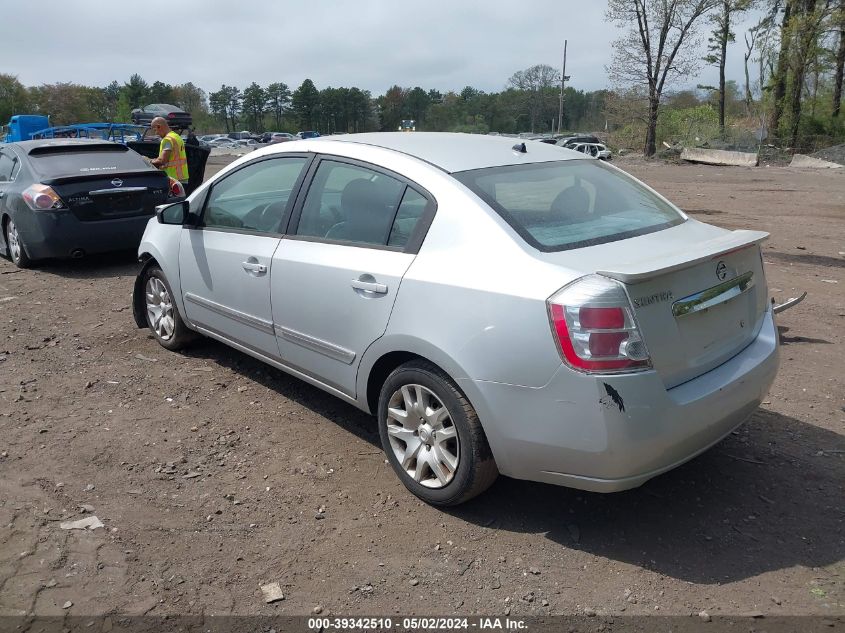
xmin=4 ymin=217 xmax=33 ymax=268
xmin=378 ymin=360 xmax=498 ymax=506
xmin=142 ymin=265 xmax=194 ymax=350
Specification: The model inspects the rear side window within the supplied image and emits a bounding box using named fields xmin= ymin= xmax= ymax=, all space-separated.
xmin=388 ymin=188 xmax=427 ymax=247
xmin=454 ymin=159 xmax=684 ymax=251
xmin=0 ymin=152 xmax=16 ymax=181
xmin=28 ymin=145 xmax=150 ymax=179
xmin=295 ymin=160 xmax=406 ymax=247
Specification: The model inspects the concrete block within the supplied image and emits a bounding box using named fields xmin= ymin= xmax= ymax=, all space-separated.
xmin=681 ymin=147 xmax=759 ymax=167
xmin=789 ymin=154 xmax=842 ymax=169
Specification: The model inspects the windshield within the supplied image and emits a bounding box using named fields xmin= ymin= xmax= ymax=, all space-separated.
xmin=453 ymin=159 xmax=685 ymax=252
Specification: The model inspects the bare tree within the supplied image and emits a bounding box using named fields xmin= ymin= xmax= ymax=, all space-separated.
xmin=606 ymin=0 xmax=719 ymax=156
xmin=507 ymin=64 xmax=560 ymax=133
xmin=751 ymin=3 xmax=781 ymax=113
xmin=833 ymin=0 xmax=845 ymax=117
xmin=702 ymin=0 xmax=756 ymax=134
xmin=786 ymin=0 xmax=833 ymax=147
xmin=768 ymin=0 xmax=797 ymax=137
xmin=744 ymin=25 xmax=760 ymax=113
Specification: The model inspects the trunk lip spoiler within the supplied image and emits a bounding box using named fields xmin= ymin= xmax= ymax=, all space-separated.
xmin=596 ymin=229 xmax=769 ymax=284
xmin=41 ymin=169 xmax=166 ymax=186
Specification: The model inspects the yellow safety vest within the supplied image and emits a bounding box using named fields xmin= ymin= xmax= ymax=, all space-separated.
xmin=160 ymin=131 xmax=189 ymax=182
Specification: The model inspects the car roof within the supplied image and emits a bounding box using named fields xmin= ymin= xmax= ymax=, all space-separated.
xmin=328 ymin=132 xmax=577 ymax=173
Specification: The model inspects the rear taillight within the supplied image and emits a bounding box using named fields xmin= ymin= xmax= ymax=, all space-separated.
xmin=168 ymin=177 xmax=185 ymax=198
xmin=22 ymin=184 xmax=65 ymax=211
xmin=167 ymin=113 xmax=175 ymax=118
xmin=548 ymin=274 xmax=651 ymax=374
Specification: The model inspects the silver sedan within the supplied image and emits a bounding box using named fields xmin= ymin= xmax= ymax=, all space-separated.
xmin=132 ymin=133 xmax=779 ymax=506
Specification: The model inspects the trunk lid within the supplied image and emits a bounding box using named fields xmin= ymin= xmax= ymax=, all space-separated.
xmin=48 ymin=171 xmax=169 ymax=222
xmin=541 ymin=221 xmax=770 ymax=388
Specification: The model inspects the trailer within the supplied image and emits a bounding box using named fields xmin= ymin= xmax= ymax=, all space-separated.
xmin=30 ymin=122 xmax=147 ymax=143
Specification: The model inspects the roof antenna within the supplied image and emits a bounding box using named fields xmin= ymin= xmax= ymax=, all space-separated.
xmin=512 ymin=142 xmax=527 ymax=153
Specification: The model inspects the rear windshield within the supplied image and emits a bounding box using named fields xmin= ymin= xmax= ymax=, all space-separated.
xmin=29 ymin=145 xmax=151 ymax=178
xmin=454 ymin=160 xmax=685 ymax=251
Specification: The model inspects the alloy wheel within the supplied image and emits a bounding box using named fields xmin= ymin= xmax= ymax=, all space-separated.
xmin=7 ymin=220 xmax=21 ymax=263
xmin=145 ymin=276 xmax=175 ymax=341
xmin=386 ymin=384 xmax=460 ymax=489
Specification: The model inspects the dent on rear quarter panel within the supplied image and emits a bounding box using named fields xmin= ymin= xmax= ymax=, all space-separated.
xmin=601 ymin=383 xmax=626 ymax=413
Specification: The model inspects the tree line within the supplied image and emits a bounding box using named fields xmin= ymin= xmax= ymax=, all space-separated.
xmin=0 ymin=68 xmax=608 ymax=138
xmin=1 ymin=0 xmax=842 ymax=158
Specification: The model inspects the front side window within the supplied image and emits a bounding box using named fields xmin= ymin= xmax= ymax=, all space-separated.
xmin=454 ymin=159 xmax=684 ymax=251
xmin=202 ymin=157 xmax=308 ymax=233
xmin=295 ymin=160 xmax=407 ymax=247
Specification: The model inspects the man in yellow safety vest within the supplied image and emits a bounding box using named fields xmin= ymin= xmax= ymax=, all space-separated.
xmin=150 ymin=117 xmax=189 ymax=185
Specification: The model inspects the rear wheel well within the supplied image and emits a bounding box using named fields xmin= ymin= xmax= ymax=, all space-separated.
xmin=365 ymin=352 xmax=477 ymax=417
xmin=369 ymin=351 xmax=465 ymax=414
xmin=366 ymin=352 xmax=421 ymax=414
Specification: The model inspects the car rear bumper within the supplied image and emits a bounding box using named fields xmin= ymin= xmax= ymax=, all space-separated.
xmin=467 ymin=309 xmax=779 ymax=492
xmin=16 ymin=210 xmax=153 ymax=260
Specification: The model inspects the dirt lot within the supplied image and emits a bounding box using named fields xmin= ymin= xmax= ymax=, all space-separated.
xmin=0 ymin=157 xmax=843 ymax=622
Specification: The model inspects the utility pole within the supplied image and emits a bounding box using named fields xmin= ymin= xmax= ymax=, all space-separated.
xmin=557 ymin=40 xmax=570 ymax=135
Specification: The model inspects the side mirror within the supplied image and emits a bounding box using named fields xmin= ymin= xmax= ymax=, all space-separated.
xmin=156 ymin=200 xmax=192 ymax=225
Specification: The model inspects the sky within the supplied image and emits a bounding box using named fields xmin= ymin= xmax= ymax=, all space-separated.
xmin=5 ymin=0 xmax=763 ymax=97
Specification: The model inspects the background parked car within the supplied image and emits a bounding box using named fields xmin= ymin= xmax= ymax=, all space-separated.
xmin=130 ymin=104 xmax=192 ymax=129
xmin=556 ymin=134 xmax=601 ymax=148
xmin=0 ymin=139 xmax=183 ymax=267
xmin=295 ymin=130 xmax=320 ymax=139
xmin=133 ymin=132 xmax=777 ymax=507
xmin=569 ymin=142 xmax=613 ymax=160
xmin=270 ymin=132 xmax=296 ymax=144
xmin=206 ymin=137 xmax=238 ymax=148
xmin=259 ymin=132 xmax=295 ymax=143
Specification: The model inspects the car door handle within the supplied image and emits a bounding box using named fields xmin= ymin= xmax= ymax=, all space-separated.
xmin=242 ymin=261 xmax=267 ymax=274
xmin=351 ymin=279 xmax=388 ymax=294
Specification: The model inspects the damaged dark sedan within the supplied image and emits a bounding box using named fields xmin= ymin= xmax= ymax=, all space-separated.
xmin=0 ymin=139 xmax=184 ymax=268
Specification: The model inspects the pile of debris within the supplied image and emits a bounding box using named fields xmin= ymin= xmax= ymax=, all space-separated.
xmin=808 ymin=143 xmax=845 ymax=167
